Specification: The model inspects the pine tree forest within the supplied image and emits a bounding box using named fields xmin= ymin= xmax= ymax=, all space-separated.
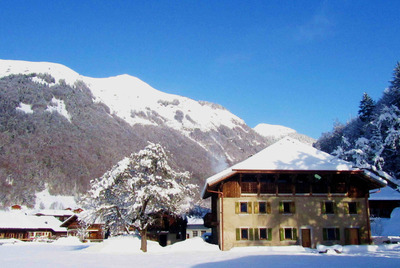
xmin=315 ymin=62 xmax=400 ymax=187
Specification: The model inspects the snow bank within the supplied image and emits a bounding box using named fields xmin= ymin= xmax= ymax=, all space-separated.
xmin=165 ymin=237 xmax=218 ymax=252
xmin=52 ymin=236 xmax=83 ymax=246
xmin=84 ymin=235 xmax=163 ymax=254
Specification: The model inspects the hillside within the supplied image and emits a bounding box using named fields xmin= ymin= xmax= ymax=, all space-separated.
xmin=0 ymin=59 xmax=312 ymax=207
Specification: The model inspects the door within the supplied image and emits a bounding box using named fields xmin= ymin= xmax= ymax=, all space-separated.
xmin=345 ymin=228 xmax=360 ymax=245
xmin=301 ymin=228 xmax=311 ymax=248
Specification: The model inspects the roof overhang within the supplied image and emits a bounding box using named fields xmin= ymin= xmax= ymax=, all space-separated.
xmin=202 ymin=168 xmax=387 ymax=199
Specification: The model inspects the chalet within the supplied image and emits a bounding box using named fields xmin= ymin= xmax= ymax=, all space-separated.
xmin=0 ymin=211 xmax=67 ymax=241
xmin=369 ymin=185 xmax=400 ymax=218
xmin=186 ymin=217 xmax=211 ymax=239
xmin=60 ymin=215 xmax=104 ymax=242
xmin=147 ymin=214 xmax=187 ymax=246
xmin=202 ymin=137 xmax=387 ymax=251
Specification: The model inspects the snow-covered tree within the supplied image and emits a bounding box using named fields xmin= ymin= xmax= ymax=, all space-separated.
xmin=380 ymin=62 xmax=400 ymax=110
xmin=318 ymin=62 xmax=400 ymax=184
xmin=81 ymin=143 xmax=195 ymax=252
xmin=358 ymin=92 xmax=375 ymax=122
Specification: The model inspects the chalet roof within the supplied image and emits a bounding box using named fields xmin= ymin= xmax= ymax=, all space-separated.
xmin=0 ymin=211 xmax=67 ymax=232
xmin=202 ymin=137 xmax=387 ymax=198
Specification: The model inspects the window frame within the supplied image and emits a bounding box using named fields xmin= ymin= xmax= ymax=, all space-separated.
xmin=279 ymin=201 xmax=295 ymax=214
xmin=279 ymin=227 xmax=298 ymax=241
xmin=323 ymin=227 xmax=340 ymax=241
xmin=321 ymin=201 xmax=336 ymax=215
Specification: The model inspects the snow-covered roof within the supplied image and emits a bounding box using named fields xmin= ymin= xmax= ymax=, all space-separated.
xmin=187 ymin=216 xmax=204 ymax=225
xmin=0 ymin=211 xmax=67 ymax=232
xmin=202 ymin=137 xmax=386 ymax=198
xmin=233 ymin=137 xmax=355 ymax=172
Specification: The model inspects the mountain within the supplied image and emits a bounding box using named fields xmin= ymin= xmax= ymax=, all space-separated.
xmin=0 ymin=59 xmax=312 ymax=207
xmin=254 ymin=123 xmax=316 ymax=145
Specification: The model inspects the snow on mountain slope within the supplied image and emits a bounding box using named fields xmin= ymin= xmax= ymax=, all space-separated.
xmin=254 ymin=123 xmax=296 ymax=138
xmin=0 ymin=59 xmax=247 ymax=137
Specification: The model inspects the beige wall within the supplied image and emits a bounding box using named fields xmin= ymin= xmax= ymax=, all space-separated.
xmin=220 ymin=195 xmax=369 ymax=251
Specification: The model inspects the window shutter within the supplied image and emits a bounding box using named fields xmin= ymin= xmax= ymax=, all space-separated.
xmin=235 ymin=202 xmax=240 ymax=214
xmin=356 ymin=202 xmax=362 ymax=214
xmin=344 ymin=202 xmax=349 ymax=214
xmin=248 ymin=202 xmax=252 ymax=214
xmin=336 ymin=228 xmax=340 ymax=240
xmin=291 ymin=202 xmax=296 ymax=214
xmin=321 ymin=202 xmax=326 ymax=214
xmin=268 ymin=228 xmax=272 ymax=241
xmin=279 ymin=202 xmax=284 ymax=214
xmin=323 ymin=228 xmax=327 ymax=240
xmin=254 ymin=202 xmax=259 ymax=214
xmin=279 ymin=228 xmax=284 ymax=241
xmin=254 ymin=228 xmax=259 ymax=241
xmin=236 ymin=228 xmax=240 ymax=240
xmin=249 ymin=228 xmax=254 ymax=240
xmin=293 ymin=228 xmax=297 ymax=240
xmin=267 ymin=202 xmax=271 ymax=214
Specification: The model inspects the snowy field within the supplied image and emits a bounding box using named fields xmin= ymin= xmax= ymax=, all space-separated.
xmin=1 ymin=236 xmax=400 ymax=268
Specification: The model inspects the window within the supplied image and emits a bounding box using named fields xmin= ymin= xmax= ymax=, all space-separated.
xmin=347 ymin=202 xmax=359 ymax=214
xmin=236 ymin=228 xmax=254 ymax=240
xmin=193 ymin=231 xmax=198 ymax=237
xmin=321 ymin=201 xmax=336 ymax=214
xmin=259 ymin=202 xmax=266 ymax=213
xmin=241 ymin=229 xmax=249 ymax=240
xmin=280 ymin=227 xmax=297 ymax=241
xmin=236 ymin=228 xmax=271 ymax=241
xmin=323 ymin=228 xmax=340 ymax=241
xmin=257 ymin=228 xmax=272 ymax=240
xmin=201 ymin=230 xmax=206 ymax=236
xmin=255 ymin=201 xmax=271 ymax=214
xmin=241 ymin=202 xmax=248 ymax=213
xmin=279 ymin=201 xmax=295 ymax=214
xmin=235 ymin=202 xmax=252 ymax=214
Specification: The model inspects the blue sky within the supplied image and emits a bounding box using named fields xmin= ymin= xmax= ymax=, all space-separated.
xmin=1 ymin=1 xmax=399 ymax=139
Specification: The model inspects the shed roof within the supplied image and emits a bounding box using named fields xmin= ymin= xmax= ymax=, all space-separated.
xmin=202 ymin=137 xmax=387 ymax=198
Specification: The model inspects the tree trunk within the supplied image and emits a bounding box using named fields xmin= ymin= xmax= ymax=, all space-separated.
xmin=140 ymin=228 xmax=147 ymax=252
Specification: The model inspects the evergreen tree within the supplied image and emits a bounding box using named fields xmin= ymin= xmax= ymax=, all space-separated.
xmin=358 ymin=92 xmax=375 ymax=122
xmin=81 ymin=143 xmax=195 ymax=252
xmin=380 ymin=62 xmax=400 ymax=110
xmin=318 ymin=62 xmax=400 ymax=184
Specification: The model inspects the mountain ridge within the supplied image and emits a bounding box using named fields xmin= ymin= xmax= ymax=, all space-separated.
xmin=0 ymin=59 xmax=314 ymax=207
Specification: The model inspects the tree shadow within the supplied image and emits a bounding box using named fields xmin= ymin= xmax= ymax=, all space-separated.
xmin=191 ymin=254 xmax=400 ymax=268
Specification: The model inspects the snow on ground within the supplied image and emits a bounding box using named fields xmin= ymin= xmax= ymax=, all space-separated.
xmin=1 ymin=236 xmax=400 ymax=268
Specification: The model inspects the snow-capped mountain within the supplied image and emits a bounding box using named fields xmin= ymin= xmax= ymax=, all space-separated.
xmin=0 ymin=60 xmax=246 ymax=137
xmin=0 ymin=59 xmax=312 ymax=207
xmin=254 ymin=123 xmax=315 ymax=145
xmin=254 ymin=123 xmax=296 ymax=138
